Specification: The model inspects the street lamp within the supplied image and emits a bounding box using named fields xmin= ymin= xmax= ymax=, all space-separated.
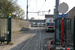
xmin=48 ymin=9 xmax=50 ymax=14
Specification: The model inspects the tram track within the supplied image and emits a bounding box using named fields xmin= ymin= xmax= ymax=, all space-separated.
xmin=21 ymin=29 xmax=42 ymax=50
xmin=2 ymin=29 xmax=37 ymax=50
xmin=21 ymin=29 xmax=37 ymax=50
xmin=1 ymin=27 xmax=54 ymax=50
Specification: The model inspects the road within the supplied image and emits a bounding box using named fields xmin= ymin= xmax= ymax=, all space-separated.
xmin=2 ymin=27 xmax=54 ymax=50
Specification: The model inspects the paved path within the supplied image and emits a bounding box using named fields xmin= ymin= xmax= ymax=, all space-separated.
xmin=0 ymin=27 xmax=54 ymax=50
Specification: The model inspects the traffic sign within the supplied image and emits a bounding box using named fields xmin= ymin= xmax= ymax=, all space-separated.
xmin=58 ymin=2 xmax=69 ymax=13
xmin=58 ymin=3 xmax=69 ymax=46
xmin=58 ymin=14 xmax=68 ymax=18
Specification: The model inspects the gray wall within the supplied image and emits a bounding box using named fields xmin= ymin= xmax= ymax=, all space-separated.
xmin=67 ymin=7 xmax=75 ymax=18
xmin=12 ymin=19 xmax=29 ymax=32
xmin=0 ymin=19 xmax=29 ymax=34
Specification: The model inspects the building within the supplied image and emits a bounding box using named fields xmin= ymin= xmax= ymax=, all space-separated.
xmin=45 ymin=14 xmax=54 ymax=18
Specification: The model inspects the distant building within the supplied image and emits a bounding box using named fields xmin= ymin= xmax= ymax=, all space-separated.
xmin=29 ymin=20 xmax=45 ymax=23
xmin=45 ymin=15 xmax=54 ymax=18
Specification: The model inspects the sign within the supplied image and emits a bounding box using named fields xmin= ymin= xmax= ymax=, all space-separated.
xmin=9 ymin=13 xmax=11 ymax=15
xmin=58 ymin=2 xmax=69 ymax=13
xmin=58 ymin=2 xmax=69 ymax=47
xmin=58 ymin=14 xmax=68 ymax=18
xmin=49 ymin=19 xmax=52 ymax=22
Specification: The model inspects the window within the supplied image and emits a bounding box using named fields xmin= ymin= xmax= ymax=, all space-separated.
xmin=47 ymin=23 xmax=54 ymax=26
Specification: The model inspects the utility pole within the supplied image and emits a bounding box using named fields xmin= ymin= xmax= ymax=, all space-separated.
xmin=26 ymin=0 xmax=28 ymax=20
xmin=55 ymin=0 xmax=60 ymax=41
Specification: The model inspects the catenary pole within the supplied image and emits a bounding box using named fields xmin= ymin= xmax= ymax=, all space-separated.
xmin=56 ymin=0 xmax=60 ymax=41
xmin=26 ymin=0 xmax=28 ymax=20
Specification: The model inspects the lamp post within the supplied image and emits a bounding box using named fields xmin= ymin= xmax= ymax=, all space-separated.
xmin=48 ymin=9 xmax=50 ymax=14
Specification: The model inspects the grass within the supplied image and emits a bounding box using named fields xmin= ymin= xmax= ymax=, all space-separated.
xmin=9 ymin=42 xmax=14 ymax=45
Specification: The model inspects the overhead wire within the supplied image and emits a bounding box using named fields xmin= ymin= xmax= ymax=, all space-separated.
xmin=39 ymin=0 xmax=46 ymax=11
xmin=28 ymin=0 xmax=47 ymax=16
xmin=35 ymin=0 xmax=38 ymax=11
xmin=28 ymin=0 xmax=47 ymax=12
xmin=29 ymin=0 xmax=38 ymax=11
xmin=37 ymin=0 xmax=47 ymax=16
xmin=28 ymin=0 xmax=32 ymax=6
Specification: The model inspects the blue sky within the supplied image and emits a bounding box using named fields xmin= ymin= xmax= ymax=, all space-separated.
xmin=17 ymin=0 xmax=75 ymax=19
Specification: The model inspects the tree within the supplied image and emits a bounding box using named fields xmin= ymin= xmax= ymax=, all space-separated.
xmin=13 ymin=4 xmax=25 ymax=19
xmin=0 ymin=0 xmax=17 ymax=17
xmin=31 ymin=17 xmax=34 ymax=20
xmin=0 ymin=0 xmax=25 ymax=19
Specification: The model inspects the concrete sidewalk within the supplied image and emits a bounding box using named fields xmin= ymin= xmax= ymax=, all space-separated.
xmin=0 ymin=30 xmax=34 ymax=50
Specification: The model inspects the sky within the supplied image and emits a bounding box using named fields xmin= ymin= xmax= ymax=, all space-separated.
xmin=17 ymin=0 xmax=75 ymax=19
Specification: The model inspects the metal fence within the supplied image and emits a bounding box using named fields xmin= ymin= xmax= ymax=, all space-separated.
xmin=0 ymin=19 xmax=8 ymax=40
xmin=55 ymin=17 xmax=74 ymax=49
xmin=0 ymin=15 xmax=11 ymax=44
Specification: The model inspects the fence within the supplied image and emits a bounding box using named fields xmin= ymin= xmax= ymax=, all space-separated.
xmin=55 ymin=17 xmax=74 ymax=49
xmin=0 ymin=16 xmax=11 ymax=44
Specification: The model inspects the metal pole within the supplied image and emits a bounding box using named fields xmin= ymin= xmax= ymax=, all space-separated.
xmin=73 ymin=16 xmax=75 ymax=50
xmin=7 ymin=15 xmax=11 ymax=44
xmin=56 ymin=0 xmax=60 ymax=41
xmin=54 ymin=8 xmax=56 ymax=45
xmin=61 ymin=18 xmax=64 ymax=46
xmin=26 ymin=0 xmax=28 ymax=20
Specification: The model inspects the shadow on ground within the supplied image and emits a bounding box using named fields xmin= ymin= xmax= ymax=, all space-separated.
xmin=20 ymin=27 xmax=30 ymax=31
xmin=10 ymin=38 xmax=30 ymax=50
xmin=10 ymin=29 xmax=38 ymax=50
xmin=20 ymin=29 xmax=39 ymax=34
